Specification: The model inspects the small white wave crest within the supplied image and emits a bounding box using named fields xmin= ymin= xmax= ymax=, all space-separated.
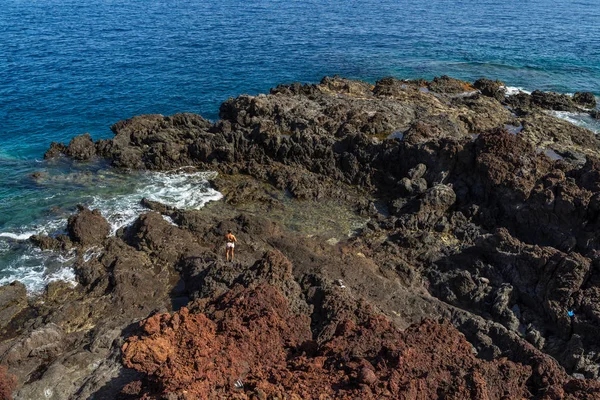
xmin=547 ymin=110 xmax=600 ymax=134
xmin=0 ymin=231 xmax=38 ymax=241
xmin=504 ymin=86 xmax=532 ymax=96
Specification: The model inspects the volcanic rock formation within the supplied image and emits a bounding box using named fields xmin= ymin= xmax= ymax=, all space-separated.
xmin=1 ymin=75 xmax=599 ymax=399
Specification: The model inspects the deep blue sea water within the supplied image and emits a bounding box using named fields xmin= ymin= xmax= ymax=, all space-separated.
xmin=1 ymin=0 xmax=599 ymax=290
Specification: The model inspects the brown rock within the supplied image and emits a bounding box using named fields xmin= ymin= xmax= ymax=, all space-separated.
xmin=66 ymin=133 xmax=96 ymax=161
xmin=359 ymin=367 xmax=377 ymax=385
xmin=67 ymin=206 xmax=110 ymax=247
xmin=573 ymin=92 xmax=597 ymax=108
xmin=0 ymin=282 xmax=27 ymax=330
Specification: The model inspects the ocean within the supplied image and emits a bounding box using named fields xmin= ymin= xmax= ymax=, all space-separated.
xmin=1 ymin=0 xmax=599 ymax=291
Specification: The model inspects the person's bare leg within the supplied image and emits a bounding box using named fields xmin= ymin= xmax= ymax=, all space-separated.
xmin=226 ymin=247 xmax=229 ymax=262
xmin=231 ymin=247 xmax=235 ymax=262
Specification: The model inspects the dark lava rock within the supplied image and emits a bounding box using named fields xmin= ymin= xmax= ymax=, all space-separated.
xmin=66 ymin=133 xmax=96 ymax=161
xmin=67 ymin=205 xmax=110 ymax=246
xmin=428 ymin=75 xmax=474 ymax=94
xmin=505 ymin=92 xmax=532 ymax=111
xmin=21 ymin=75 xmax=600 ymax=398
xmin=43 ymin=132 xmax=97 ymax=160
xmin=44 ymin=142 xmax=67 ymax=159
xmin=473 ymin=78 xmax=506 ymax=101
xmin=30 ymin=234 xmax=72 ymax=252
xmin=419 ymin=184 xmax=456 ymax=214
xmin=99 ymin=113 xmax=212 ymax=170
xmin=140 ymin=198 xmax=177 ymax=215
xmin=531 ymin=90 xmax=578 ymax=111
xmin=573 ymin=92 xmax=597 ymax=108
xmin=30 ymin=171 xmax=48 ymax=181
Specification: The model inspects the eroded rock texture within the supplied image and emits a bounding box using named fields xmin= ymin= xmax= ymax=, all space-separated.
xmin=2 ymin=76 xmax=600 ymax=399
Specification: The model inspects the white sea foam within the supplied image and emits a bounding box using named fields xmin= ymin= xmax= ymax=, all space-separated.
xmin=45 ymin=266 xmax=77 ymax=287
xmin=0 ymin=231 xmax=38 ymax=241
xmin=162 ymin=215 xmax=178 ymax=226
xmin=89 ymin=170 xmax=222 ymax=234
xmin=83 ymin=247 xmax=103 ymax=262
xmin=504 ymin=86 xmax=532 ymax=96
xmin=0 ymin=248 xmax=78 ymax=293
xmin=547 ymin=110 xmax=600 ymax=134
xmin=0 ymin=169 xmax=222 ymax=293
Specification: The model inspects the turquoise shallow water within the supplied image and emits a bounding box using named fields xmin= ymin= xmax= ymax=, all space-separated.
xmin=1 ymin=0 xmax=599 ymax=290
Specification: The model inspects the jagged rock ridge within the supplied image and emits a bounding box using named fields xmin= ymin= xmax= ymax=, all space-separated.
xmin=1 ymin=76 xmax=599 ymax=399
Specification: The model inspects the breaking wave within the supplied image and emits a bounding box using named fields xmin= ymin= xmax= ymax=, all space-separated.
xmin=0 ymin=169 xmax=222 ymax=293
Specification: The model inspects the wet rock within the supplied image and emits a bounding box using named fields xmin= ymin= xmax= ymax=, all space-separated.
xmin=140 ymin=198 xmax=177 ymax=215
xmin=30 ymin=234 xmax=72 ymax=252
xmin=573 ymin=92 xmax=597 ymax=108
xmin=66 ymin=133 xmax=96 ymax=161
xmin=505 ymin=92 xmax=532 ymax=112
xmin=30 ymin=171 xmax=48 ymax=181
xmin=67 ymin=206 xmax=110 ymax=247
xmin=44 ymin=142 xmax=67 ymax=159
xmin=473 ymin=78 xmax=506 ymax=101
xmin=531 ymin=90 xmax=578 ymax=111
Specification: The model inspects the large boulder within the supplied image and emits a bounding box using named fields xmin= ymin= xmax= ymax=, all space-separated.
xmin=67 ymin=206 xmax=110 ymax=247
xmin=531 ymin=90 xmax=577 ymax=111
xmin=473 ymin=78 xmax=506 ymax=101
xmin=44 ymin=142 xmax=68 ymax=159
xmin=573 ymin=92 xmax=597 ymax=108
xmin=65 ymin=133 xmax=96 ymax=161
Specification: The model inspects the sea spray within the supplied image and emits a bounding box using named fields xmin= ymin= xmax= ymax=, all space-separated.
xmin=0 ymin=169 xmax=222 ymax=292
xmin=546 ymin=110 xmax=600 ymax=134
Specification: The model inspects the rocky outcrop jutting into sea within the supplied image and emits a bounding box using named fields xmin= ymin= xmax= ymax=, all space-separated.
xmin=2 ymin=75 xmax=600 ymax=399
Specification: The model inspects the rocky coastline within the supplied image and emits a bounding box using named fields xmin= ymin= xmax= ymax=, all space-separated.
xmin=2 ymin=75 xmax=600 ymax=399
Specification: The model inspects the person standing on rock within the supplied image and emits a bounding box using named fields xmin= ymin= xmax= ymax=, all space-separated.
xmin=225 ymin=230 xmax=237 ymax=262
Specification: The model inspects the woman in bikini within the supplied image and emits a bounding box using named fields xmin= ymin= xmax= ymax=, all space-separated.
xmin=225 ymin=230 xmax=237 ymax=262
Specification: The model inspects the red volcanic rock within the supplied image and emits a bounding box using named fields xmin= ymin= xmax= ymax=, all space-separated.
xmin=121 ymin=283 xmax=600 ymax=399
xmin=0 ymin=366 xmax=16 ymax=400
xmin=359 ymin=367 xmax=377 ymax=385
xmin=122 ymin=284 xmax=312 ymax=397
